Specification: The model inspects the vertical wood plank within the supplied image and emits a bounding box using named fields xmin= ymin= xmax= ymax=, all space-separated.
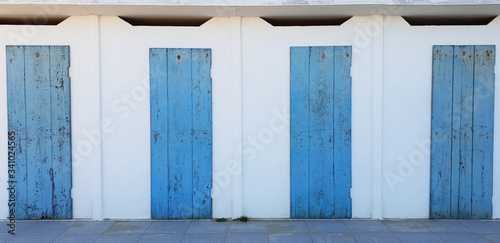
xmin=150 ymin=48 xmax=169 ymax=219
xmin=333 ymin=46 xmax=352 ymax=219
xmin=191 ymin=49 xmax=212 ymax=218
xmin=430 ymin=45 xmax=454 ymax=219
xmin=167 ymin=48 xmax=194 ymax=219
xmin=290 ymin=47 xmax=311 ymax=218
xmin=49 ymin=46 xmax=72 ymax=219
xmin=450 ymin=46 xmax=461 ymax=219
xmin=6 ymin=46 xmax=28 ymax=219
xmin=472 ymin=45 xmax=495 ymax=219
xmin=24 ymin=46 xmax=52 ymax=219
xmin=308 ymin=46 xmax=335 ymax=218
xmin=455 ymin=46 xmax=474 ymax=219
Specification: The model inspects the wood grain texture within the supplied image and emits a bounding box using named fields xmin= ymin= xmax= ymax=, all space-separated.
xmin=290 ymin=47 xmax=310 ymax=218
xmin=191 ymin=49 xmax=212 ymax=219
xmin=150 ymin=48 xmax=212 ymax=219
xmin=431 ymin=45 xmax=495 ymax=219
xmin=430 ymin=45 xmax=454 ymax=219
xmin=455 ymin=46 xmax=474 ymax=219
xmin=49 ymin=46 xmax=72 ymax=219
xmin=471 ymin=45 xmax=495 ymax=219
xmin=150 ymin=48 xmax=169 ymax=219
xmin=7 ymin=45 xmax=71 ymax=219
xmin=333 ymin=46 xmax=352 ymax=219
xmin=6 ymin=46 xmax=28 ymax=219
xmin=290 ymin=46 xmax=352 ymax=219
xmin=308 ymin=46 xmax=335 ymax=219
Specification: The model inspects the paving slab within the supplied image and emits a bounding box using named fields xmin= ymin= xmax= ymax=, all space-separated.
xmin=306 ymin=220 xmax=349 ymax=232
xmin=63 ymin=221 xmax=114 ymax=234
xmin=383 ymin=220 xmax=431 ymax=232
xmin=394 ymin=232 xmax=445 ymax=243
xmin=21 ymin=221 xmax=75 ymax=235
xmin=310 ymin=232 xmax=357 ymax=243
xmin=52 ymin=234 xmax=101 ymax=243
xmin=345 ymin=220 xmax=391 ymax=232
xmin=269 ymin=232 xmax=312 ymax=243
xmin=8 ymin=234 xmax=58 ymax=243
xmin=421 ymin=220 xmax=473 ymax=233
xmin=182 ymin=233 xmax=225 ymax=243
xmin=146 ymin=221 xmax=191 ymax=234
xmin=96 ymin=234 xmax=143 ymax=243
xmin=352 ymin=232 xmax=400 ymax=243
xmin=437 ymin=232 xmax=490 ymax=243
xmin=268 ymin=221 xmax=308 ymax=234
xmin=104 ymin=221 xmax=152 ymax=235
xmin=227 ymin=222 xmax=267 ymax=233
xmin=186 ymin=221 xmax=228 ymax=233
xmin=458 ymin=220 xmax=500 ymax=234
xmin=139 ymin=233 xmax=184 ymax=243
xmin=225 ymin=233 xmax=268 ymax=243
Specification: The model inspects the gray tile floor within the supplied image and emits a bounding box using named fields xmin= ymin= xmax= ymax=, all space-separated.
xmin=0 ymin=219 xmax=499 ymax=242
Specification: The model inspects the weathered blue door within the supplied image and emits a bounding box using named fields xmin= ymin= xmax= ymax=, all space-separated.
xmin=431 ymin=45 xmax=495 ymax=219
xmin=6 ymin=46 xmax=72 ymax=219
xmin=290 ymin=46 xmax=352 ymax=219
xmin=150 ymin=48 xmax=212 ymax=219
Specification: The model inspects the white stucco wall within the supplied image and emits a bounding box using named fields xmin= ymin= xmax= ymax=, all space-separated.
xmin=0 ymin=15 xmax=499 ymax=219
xmin=382 ymin=16 xmax=500 ymax=218
xmin=240 ymin=16 xmax=376 ymax=218
xmin=0 ymin=16 xmax=99 ymax=219
xmin=98 ymin=16 xmax=236 ymax=219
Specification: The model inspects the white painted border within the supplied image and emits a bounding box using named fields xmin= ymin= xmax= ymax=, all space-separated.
xmin=0 ymin=16 xmax=98 ymax=219
xmin=382 ymin=16 xmax=500 ymax=219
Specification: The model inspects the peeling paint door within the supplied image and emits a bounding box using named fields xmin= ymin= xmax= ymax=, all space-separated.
xmin=7 ymin=46 xmax=72 ymax=219
xmin=150 ymin=48 xmax=212 ymax=219
xmin=290 ymin=46 xmax=352 ymax=219
xmin=431 ymin=45 xmax=495 ymax=219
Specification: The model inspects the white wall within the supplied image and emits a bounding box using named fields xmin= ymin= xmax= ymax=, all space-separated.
xmin=99 ymin=16 xmax=236 ymax=219
xmin=1 ymin=15 xmax=499 ymax=220
xmin=240 ymin=16 xmax=376 ymax=218
xmin=0 ymin=16 xmax=98 ymax=219
xmin=382 ymin=16 xmax=500 ymax=218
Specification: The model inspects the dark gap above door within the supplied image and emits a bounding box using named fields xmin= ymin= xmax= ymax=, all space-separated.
xmin=119 ymin=16 xmax=212 ymax=27
xmin=402 ymin=15 xmax=497 ymax=26
xmin=261 ymin=16 xmax=352 ymax=26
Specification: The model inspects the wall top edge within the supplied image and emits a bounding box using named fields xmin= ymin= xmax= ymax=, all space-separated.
xmin=1 ymin=0 xmax=500 ymax=7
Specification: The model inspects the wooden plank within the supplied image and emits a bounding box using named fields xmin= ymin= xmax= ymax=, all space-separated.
xmin=333 ymin=46 xmax=352 ymax=219
xmin=308 ymin=46 xmax=335 ymax=218
xmin=471 ymin=45 xmax=495 ymax=219
xmin=49 ymin=46 xmax=72 ymax=219
xmin=450 ymin=46 xmax=461 ymax=219
xmin=150 ymin=48 xmax=169 ymax=219
xmin=455 ymin=46 xmax=474 ymax=219
xmin=167 ymin=48 xmax=194 ymax=219
xmin=191 ymin=49 xmax=212 ymax=218
xmin=24 ymin=46 xmax=52 ymax=219
xmin=6 ymin=46 xmax=28 ymax=219
xmin=430 ymin=45 xmax=454 ymax=219
xmin=290 ymin=47 xmax=311 ymax=218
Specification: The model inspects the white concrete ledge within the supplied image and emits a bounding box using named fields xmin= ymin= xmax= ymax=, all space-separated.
xmin=2 ymin=0 xmax=500 ymax=7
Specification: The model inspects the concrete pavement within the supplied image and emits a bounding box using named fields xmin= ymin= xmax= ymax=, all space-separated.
xmin=0 ymin=219 xmax=499 ymax=242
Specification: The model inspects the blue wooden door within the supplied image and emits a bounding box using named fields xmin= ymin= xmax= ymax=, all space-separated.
xmin=6 ymin=46 xmax=72 ymax=219
xmin=290 ymin=46 xmax=352 ymax=219
xmin=150 ymin=48 xmax=212 ymax=219
xmin=431 ymin=45 xmax=495 ymax=219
